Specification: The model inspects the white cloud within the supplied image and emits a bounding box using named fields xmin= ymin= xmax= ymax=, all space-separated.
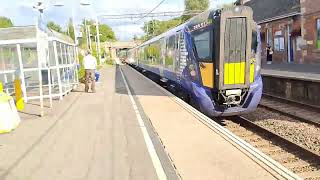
xmin=113 ymin=24 xmax=144 ymax=40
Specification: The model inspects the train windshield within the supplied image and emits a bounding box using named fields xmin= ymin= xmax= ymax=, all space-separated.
xmin=193 ymin=29 xmax=212 ymax=62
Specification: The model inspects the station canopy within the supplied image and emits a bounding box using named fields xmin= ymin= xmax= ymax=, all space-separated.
xmin=0 ymin=25 xmax=78 ymax=116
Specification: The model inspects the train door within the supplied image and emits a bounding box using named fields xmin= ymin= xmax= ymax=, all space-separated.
xmin=159 ymin=38 xmax=165 ymax=77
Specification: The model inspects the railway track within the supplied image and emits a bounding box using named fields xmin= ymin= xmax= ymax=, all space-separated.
xmin=260 ymin=94 xmax=320 ymax=128
xmin=222 ymin=116 xmax=320 ymax=180
xmin=128 ymin=65 xmax=320 ymax=179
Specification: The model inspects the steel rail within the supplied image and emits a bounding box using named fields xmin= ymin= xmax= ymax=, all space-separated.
xmin=126 ymin=65 xmax=302 ymax=180
xmin=235 ymin=116 xmax=320 ymax=158
xmin=260 ymin=94 xmax=320 ymax=128
xmin=262 ymin=93 xmax=320 ymax=111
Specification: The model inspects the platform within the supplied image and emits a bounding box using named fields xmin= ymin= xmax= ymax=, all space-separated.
xmin=262 ymin=63 xmax=320 ymax=82
xmin=120 ymin=65 xmax=278 ymax=180
xmin=0 ymin=65 xmax=278 ymax=180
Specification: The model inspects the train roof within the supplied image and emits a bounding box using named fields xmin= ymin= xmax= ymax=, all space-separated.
xmin=131 ymin=6 xmax=252 ymax=51
xmin=135 ymin=9 xmax=217 ymax=49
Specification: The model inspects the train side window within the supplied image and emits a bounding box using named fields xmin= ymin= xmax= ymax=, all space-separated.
xmin=165 ymin=35 xmax=175 ymax=69
xmin=193 ymin=30 xmax=211 ymax=62
xmin=252 ymin=30 xmax=258 ymax=54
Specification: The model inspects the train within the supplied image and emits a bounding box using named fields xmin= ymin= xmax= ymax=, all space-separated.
xmin=127 ymin=6 xmax=262 ymax=117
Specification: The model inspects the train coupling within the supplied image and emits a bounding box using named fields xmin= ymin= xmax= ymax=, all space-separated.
xmin=223 ymin=89 xmax=242 ymax=106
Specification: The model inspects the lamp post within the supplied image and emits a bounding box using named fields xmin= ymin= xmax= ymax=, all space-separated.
xmin=79 ymin=0 xmax=101 ymax=64
xmin=44 ymin=0 xmax=101 ymax=64
xmin=94 ymin=20 xmax=101 ymax=64
xmin=53 ymin=0 xmax=91 ymax=45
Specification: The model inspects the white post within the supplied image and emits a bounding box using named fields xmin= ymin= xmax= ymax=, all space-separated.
xmin=74 ymin=46 xmax=79 ymax=84
xmin=16 ymin=44 xmax=28 ymax=103
xmin=71 ymin=7 xmax=78 ymax=45
xmin=37 ymin=38 xmax=44 ymax=117
xmin=61 ymin=44 xmax=66 ymax=93
xmin=84 ymin=19 xmax=89 ymax=50
xmin=88 ymin=25 xmax=92 ymax=51
xmin=95 ymin=18 xmax=101 ymax=65
xmin=54 ymin=41 xmax=63 ymax=100
xmin=47 ymin=47 xmax=53 ymax=108
xmin=65 ymin=45 xmax=70 ymax=91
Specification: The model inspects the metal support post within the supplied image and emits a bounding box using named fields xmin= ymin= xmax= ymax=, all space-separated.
xmin=65 ymin=45 xmax=70 ymax=91
xmin=46 ymin=48 xmax=53 ymax=108
xmin=54 ymin=41 xmax=63 ymax=100
xmin=88 ymin=26 xmax=92 ymax=51
xmin=16 ymin=44 xmax=28 ymax=103
xmin=84 ymin=19 xmax=89 ymax=50
xmin=95 ymin=18 xmax=101 ymax=65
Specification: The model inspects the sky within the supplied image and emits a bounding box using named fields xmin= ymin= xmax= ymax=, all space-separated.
xmin=0 ymin=0 xmax=235 ymax=40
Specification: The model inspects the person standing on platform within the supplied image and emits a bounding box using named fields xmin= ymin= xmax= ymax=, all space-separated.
xmin=83 ymin=50 xmax=97 ymax=93
xmin=266 ymin=44 xmax=273 ymax=64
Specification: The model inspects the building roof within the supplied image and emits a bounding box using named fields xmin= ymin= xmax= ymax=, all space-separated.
xmin=0 ymin=26 xmax=36 ymax=41
xmin=47 ymin=28 xmax=74 ymax=44
xmin=0 ymin=26 xmax=74 ymax=44
xmin=244 ymin=0 xmax=300 ymax=23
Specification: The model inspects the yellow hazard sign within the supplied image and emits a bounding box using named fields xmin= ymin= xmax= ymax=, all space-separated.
xmin=14 ymin=79 xmax=24 ymax=111
xmin=0 ymin=81 xmax=3 ymax=92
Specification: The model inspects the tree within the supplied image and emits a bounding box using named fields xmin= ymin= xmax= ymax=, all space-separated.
xmin=185 ymin=0 xmax=209 ymax=11
xmin=141 ymin=0 xmax=210 ymax=40
xmin=80 ymin=19 xmax=116 ymax=45
xmin=142 ymin=18 xmax=182 ymax=40
xmin=0 ymin=17 xmax=13 ymax=28
xmin=47 ymin=21 xmax=63 ymax=33
xmin=97 ymin=24 xmax=116 ymax=42
xmin=183 ymin=0 xmax=209 ymax=21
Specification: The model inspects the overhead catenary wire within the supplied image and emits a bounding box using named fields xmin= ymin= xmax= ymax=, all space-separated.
xmin=134 ymin=0 xmax=166 ymax=23
xmin=98 ymin=10 xmax=204 ymax=20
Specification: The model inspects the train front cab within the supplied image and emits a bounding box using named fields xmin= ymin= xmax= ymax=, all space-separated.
xmin=191 ymin=6 xmax=262 ymax=116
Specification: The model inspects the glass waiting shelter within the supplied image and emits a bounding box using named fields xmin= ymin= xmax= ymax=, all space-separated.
xmin=0 ymin=26 xmax=79 ymax=114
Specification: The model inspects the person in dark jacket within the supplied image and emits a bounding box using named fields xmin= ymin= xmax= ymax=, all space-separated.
xmin=266 ymin=44 xmax=273 ymax=64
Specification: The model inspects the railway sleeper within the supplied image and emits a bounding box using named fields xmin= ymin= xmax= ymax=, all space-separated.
xmin=285 ymin=161 xmax=318 ymax=169
xmin=290 ymin=164 xmax=319 ymax=174
xmin=273 ymin=154 xmax=299 ymax=164
xmin=229 ymin=129 xmax=253 ymax=136
xmin=265 ymin=149 xmax=286 ymax=156
xmin=243 ymin=135 xmax=264 ymax=143
xmin=259 ymin=146 xmax=283 ymax=153
xmin=297 ymin=170 xmax=320 ymax=180
xmin=252 ymin=141 xmax=273 ymax=148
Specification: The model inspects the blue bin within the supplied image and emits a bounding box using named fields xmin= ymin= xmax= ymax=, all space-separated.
xmin=95 ymin=72 xmax=100 ymax=82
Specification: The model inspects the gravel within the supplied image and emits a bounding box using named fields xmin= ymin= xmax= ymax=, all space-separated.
xmin=242 ymin=107 xmax=320 ymax=155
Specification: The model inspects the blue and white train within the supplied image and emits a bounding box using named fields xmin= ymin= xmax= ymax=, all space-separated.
xmin=127 ymin=6 xmax=262 ymax=117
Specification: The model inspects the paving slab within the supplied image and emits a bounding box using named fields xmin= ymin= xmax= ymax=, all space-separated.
xmin=0 ymin=66 xmax=165 ymax=180
xmin=121 ymin=65 xmax=278 ymax=180
xmin=262 ymin=63 xmax=320 ymax=82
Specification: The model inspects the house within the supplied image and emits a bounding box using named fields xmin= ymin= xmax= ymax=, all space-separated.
xmin=300 ymin=0 xmax=320 ymax=63
xmin=243 ymin=0 xmax=302 ymax=64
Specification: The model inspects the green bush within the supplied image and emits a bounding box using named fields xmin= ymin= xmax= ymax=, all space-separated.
xmin=104 ymin=59 xmax=114 ymax=65
xmin=78 ymin=53 xmax=86 ymax=83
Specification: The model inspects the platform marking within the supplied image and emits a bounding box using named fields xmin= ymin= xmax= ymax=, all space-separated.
xmin=119 ymin=67 xmax=167 ymax=180
xmin=128 ymin=66 xmax=302 ymax=180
